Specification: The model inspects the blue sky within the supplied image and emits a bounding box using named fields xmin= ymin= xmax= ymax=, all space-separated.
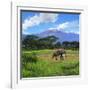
xmin=21 ymin=11 xmax=80 ymax=35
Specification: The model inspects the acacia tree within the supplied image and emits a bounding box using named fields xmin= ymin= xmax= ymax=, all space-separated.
xmin=22 ymin=35 xmax=58 ymax=50
xmin=54 ymin=42 xmax=61 ymax=48
xmin=62 ymin=41 xmax=70 ymax=49
xmin=70 ymin=41 xmax=79 ymax=50
xmin=22 ymin=35 xmax=39 ymax=50
xmin=38 ymin=36 xmax=58 ymax=49
xmin=62 ymin=41 xmax=79 ymax=50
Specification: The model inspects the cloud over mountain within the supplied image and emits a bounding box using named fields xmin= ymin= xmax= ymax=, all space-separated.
xmin=48 ymin=20 xmax=79 ymax=34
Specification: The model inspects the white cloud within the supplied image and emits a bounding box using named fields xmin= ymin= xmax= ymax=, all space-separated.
xmin=23 ymin=13 xmax=58 ymax=30
xmin=56 ymin=20 xmax=79 ymax=30
xmin=48 ymin=26 xmax=59 ymax=30
xmin=57 ymin=22 xmax=69 ymax=30
xmin=48 ymin=20 xmax=79 ymax=34
xmin=39 ymin=13 xmax=58 ymax=23
xmin=48 ymin=22 xmax=69 ymax=30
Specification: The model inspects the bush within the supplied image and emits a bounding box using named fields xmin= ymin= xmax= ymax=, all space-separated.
xmin=61 ymin=61 xmax=79 ymax=75
xmin=22 ymin=52 xmax=38 ymax=65
xmin=61 ymin=61 xmax=79 ymax=69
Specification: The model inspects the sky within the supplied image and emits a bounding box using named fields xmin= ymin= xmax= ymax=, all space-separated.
xmin=21 ymin=10 xmax=80 ymax=35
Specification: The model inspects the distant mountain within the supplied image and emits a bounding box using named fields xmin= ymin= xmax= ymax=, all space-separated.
xmin=22 ymin=29 xmax=79 ymax=42
xmin=36 ymin=29 xmax=79 ymax=42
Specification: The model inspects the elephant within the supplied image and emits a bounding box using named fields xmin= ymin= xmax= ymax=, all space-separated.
xmin=52 ymin=48 xmax=66 ymax=60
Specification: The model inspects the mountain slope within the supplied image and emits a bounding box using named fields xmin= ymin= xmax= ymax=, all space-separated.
xmin=36 ymin=29 xmax=79 ymax=42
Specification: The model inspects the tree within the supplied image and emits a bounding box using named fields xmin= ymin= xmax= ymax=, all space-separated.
xmin=54 ymin=42 xmax=61 ymax=48
xmin=62 ymin=41 xmax=79 ymax=50
xmin=22 ymin=35 xmax=58 ymax=50
xmin=22 ymin=35 xmax=39 ymax=50
xmin=62 ymin=41 xmax=70 ymax=49
xmin=70 ymin=41 xmax=79 ymax=50
xmin=38 ymin=36 xmax=58 ymax=49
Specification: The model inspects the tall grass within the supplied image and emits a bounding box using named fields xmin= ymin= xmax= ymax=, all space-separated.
xmin=21 ymin=49 xmax=79 ymax=78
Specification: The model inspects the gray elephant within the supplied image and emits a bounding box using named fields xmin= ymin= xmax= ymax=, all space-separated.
xmin=52 ymin=49 xmax=66 ymax=60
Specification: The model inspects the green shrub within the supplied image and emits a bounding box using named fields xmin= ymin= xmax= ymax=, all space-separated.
xmin=22 ymin=68 xmax=31 ymax=77
xmin=61 ymin=61 xmax=79 ymax=69
xmin=22 ymin=52 xmax=38 ymax=64
xmin=61 ymin=61 xmax=79 ymax=75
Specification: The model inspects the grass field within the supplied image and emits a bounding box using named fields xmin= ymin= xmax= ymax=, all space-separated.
xmin=21 ymin=49 xmax=79 ymax=78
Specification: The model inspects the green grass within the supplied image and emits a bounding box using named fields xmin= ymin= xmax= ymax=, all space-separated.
xmin=21 ymin=49 xmax=79 ymax=78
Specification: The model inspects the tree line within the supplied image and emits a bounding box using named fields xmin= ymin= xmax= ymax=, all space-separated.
xmin=22 ymin=35 xmax=79 ymax=50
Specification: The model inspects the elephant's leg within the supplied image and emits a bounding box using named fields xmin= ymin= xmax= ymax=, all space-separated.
xmin=60 ymin=54 xmax=64 ymax=60
xmin=55 ymin=56 xmax=58 ymax=60
xmin=63 ymin=54 xmax=65 ymax=60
